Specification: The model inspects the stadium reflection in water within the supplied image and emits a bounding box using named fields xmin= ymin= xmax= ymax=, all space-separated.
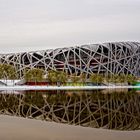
xmin=0 ymin=89 xmax=140 ymax=130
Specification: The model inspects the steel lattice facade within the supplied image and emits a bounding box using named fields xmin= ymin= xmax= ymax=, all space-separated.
xmin=0 ymin=41 xmax=140 ymax=78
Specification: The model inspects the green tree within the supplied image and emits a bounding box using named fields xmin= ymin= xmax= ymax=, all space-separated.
xmin=96 ymin=74 xmax=104 ymax=85
xmin=113 ymin=74 xmax=119 ymax=83
xmin=90 ymin=73 xmax=104 ymax=85
xmin=71 ymin=73 xmax=80 ymax=83
xmin=80 ymin=73 xmax=87 ymax=84
xmin=47 ymin=70 xmax=68 ymax=85
xmin=126 ymin=74 xmax=136 ymax=85
xmin=57 ymin=71 xmax=67 ymax=84
xmin=90 ymin=73 xmax=97 ymax=84
xmin=47 ymin=70 xmax=58 ymax=84
xmin=24 ymin=68 xmax=45 ymax=82
xmin=119 ymin=73 xmax=126 ymax=83
xmin=0 ymin=64 xmax=17 ymax=79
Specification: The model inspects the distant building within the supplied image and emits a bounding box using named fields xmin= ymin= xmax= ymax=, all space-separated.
xmin=0 ymin=42 xmax=140 ymax=78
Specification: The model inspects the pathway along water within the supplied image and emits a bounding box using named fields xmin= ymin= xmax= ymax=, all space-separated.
xmin=0 ymin=85 xmax=140 ymax=90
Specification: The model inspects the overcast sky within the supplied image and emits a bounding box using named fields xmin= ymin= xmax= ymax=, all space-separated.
xmin=0 ymin=0 xmax=140 ymax=53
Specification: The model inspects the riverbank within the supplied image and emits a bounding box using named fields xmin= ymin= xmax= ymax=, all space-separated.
xmin=0 ymin=115 xmax=140 ymax=140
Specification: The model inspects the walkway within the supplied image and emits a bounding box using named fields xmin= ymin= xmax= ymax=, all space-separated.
xmin=0 ymin=85 xmax=140 ymax=90
xmin=0 ymin=115 xmax=140 ymax=140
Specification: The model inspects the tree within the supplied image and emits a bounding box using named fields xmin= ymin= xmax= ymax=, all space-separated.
xmin=126 ymin=74 xmax=136 ymax=85
xmin=80 ymin=73 xmax=87 ymax=84
xmin=119 ymin=73 xmax=126 ymax=83
xmin=24 ymin=68 xmax=45 ymax=82
xmin=96 ymin=74 xmax=104 ymax=85
xmin=105 ymin=73 xmax=119 ymax=84
xmin=90 ymin=73 xmax=97 ymax=84
xmin=113 ymin=74 xmax=119 ymax=83
xmin=70 ymin=73 xmax=80 ymax=83
xmin=0 ymin=64 xmax=17 ymax=79
xmin=47 ymin=70 xmax=68 ymax=85
xmin=90 ymin=73 xmax=104 ymax=85
xmin=57 ymin=71 xmax=67 ymax=84
xmin=47 ymin=70 xmax=58 ymax=84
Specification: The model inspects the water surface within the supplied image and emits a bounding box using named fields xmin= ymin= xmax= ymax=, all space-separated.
xmin=0 ymin=89 xmax=140 ymax=130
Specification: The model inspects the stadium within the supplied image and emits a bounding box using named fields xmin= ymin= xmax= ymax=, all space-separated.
xmin=0 ymin=41 xmax=140 ymax=78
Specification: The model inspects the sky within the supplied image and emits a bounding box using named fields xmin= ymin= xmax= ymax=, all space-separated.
xmin=0 ymin=0 xmax=140 ymax=53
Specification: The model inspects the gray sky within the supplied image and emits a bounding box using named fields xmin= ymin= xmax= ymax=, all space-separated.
xmin=0 ymin=0 xmax=140 ymax=53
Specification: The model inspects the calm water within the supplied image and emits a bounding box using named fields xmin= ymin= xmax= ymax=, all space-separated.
xmin=0 ymin=89 xmax=140 ymax=130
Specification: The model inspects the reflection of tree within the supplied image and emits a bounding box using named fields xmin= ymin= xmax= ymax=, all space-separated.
xmin=0 ymin=90 xmax=140 ymax=130
xmin=0 ymin=94 xmax=23 ymax=114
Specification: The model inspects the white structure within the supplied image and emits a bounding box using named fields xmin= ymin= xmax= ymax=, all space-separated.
xmin=0 ymin=80 xmax=24 ymax=86
xmin=0 ymin=42 xmax=140 ymax=78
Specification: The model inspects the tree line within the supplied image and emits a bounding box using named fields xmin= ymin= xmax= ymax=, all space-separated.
xmin=0 ymin=64 xmax=137 ymax=85
xmin=24 ymin=68 xmax=137 ymax=85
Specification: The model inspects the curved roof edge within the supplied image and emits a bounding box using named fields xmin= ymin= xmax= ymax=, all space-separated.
xmin=0 ymin=41 xmax=140 ymax=56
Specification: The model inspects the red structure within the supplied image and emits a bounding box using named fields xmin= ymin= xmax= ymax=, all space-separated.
xmin=25 ymin=82 xmax=50 ymax=85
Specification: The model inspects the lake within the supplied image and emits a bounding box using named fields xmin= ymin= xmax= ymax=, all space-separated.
xmin=0 ymin=89 xmax=140 ymax=130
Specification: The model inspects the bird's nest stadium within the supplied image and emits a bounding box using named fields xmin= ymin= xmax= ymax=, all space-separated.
xmin=0 ymin=41 xmax=140 ymax=78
